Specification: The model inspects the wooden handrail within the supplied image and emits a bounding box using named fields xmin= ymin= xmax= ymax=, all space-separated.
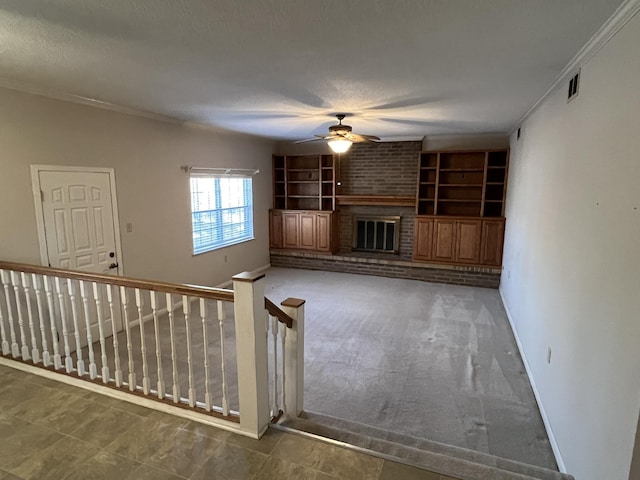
xmin=264 ymin=297 xmax=293 ymax=328
xmin=0 ymin=261 xmax=234 ymax=302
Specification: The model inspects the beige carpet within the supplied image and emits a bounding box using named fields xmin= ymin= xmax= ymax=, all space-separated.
xmin=264 ymin=267 xmax=557 ymax=470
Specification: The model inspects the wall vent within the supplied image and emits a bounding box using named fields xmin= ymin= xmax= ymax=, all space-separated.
xmin=568 ymin=70 xmax=580 ymax=101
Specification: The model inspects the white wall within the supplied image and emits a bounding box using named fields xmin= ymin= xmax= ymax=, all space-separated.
xmin=0 ymin=87 xmax=274 ymax=287
xmin=501 ymin=11 xmax=640 ymax=480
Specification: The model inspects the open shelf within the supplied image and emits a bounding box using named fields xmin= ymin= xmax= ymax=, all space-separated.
xmin=272 ymin=154 xmax=336 ymax=211
xmin=439 ymin=168 xmax=485 ymax=172
xmin=416 ymin=149 xmax=508 ymax=216
xmin=439 ymin=184 xmax=483 ymax=188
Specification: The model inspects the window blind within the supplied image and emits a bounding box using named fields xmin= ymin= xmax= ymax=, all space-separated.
xmin=190 ymin=175 xmax=254 ymax=254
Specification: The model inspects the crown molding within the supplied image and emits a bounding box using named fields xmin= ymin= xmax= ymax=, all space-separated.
xmin=0 ymin=77 xmax=276 ymax=143
xmin=0 ymin=78 xmax=186 ymax=125
xmin=513 ymin=0 xmax=640 ymax=133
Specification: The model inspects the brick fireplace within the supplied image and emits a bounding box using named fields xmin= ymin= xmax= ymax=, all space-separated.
xmin=270 ymin=141 xmax=502 ymax=288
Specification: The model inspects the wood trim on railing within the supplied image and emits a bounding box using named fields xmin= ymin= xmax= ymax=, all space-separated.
xmin=264 ymin=297 xmax=293 ymax=328
xmin=0 ymin=261 xmax=234 ymax=302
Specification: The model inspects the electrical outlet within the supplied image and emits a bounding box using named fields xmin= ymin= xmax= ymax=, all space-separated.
xmin=126 ymin=223 xmax=133 ymax=233
xmin=547 ymin=347 xmax=552 ymax=364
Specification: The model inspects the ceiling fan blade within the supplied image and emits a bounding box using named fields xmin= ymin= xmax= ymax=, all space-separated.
xmin=228 ymin=113 xmax=300 ymax=120
xmin=346 ymin=133 xmax=380 ymax=143
xmin=367 ymin=96 xmax=442 ymax=111
xmin=294 ymin=137 xmax=326 ymax=144
xmin=379 ymin=117 xmax=483 ymax=130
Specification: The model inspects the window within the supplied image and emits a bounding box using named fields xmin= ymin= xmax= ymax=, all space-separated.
xmin=190 ymin=174 xmax=254 ymax=254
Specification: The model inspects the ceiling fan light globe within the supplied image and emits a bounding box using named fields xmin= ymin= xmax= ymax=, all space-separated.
xmin=328 ymin=138 xmax=352 ymax=153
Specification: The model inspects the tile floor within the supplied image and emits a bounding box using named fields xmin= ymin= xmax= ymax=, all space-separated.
xmin=0 ymin=364 xmax=460 ymax=480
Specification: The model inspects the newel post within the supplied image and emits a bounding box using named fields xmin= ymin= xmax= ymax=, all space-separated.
xmin=232 ymin=272 xmax=270 ymax=439
xmin=281 ymin=297 xmax=305 ymax=417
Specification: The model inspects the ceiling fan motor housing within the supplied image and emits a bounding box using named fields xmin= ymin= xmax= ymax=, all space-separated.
xmin=329 ymin=123 xmax=352 ymax=135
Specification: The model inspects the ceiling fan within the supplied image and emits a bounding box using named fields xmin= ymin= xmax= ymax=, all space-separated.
xmin=295 ymin=114 xmax=380 ymax=153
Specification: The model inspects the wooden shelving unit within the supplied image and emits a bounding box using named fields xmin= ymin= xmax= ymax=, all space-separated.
xmin=272 ymin=154 xmax=335 ymax=211
xmin=415 ymin=150 xmax=508 ymax=217
xmin=271 ymin=154 xmax=338 ymax=254
xmin=484 ymin=150 xmax=508 ymax=217
xmin=414 ymin=149 xmax=509 ymax=267
xmin=416 ymin=152 xmax=438 ymax=215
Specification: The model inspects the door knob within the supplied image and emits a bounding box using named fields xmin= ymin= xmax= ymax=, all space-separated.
xmin=108 ymin=263 xmax=119 ymax=269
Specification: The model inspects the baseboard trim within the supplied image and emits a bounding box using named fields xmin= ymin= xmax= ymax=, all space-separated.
xmin=254 ymin=263 xmax=272 ymax=274
xmin=499 ymin=287 xmax=567 ymax=473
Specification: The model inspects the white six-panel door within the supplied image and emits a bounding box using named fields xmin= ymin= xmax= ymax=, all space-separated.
xmin=34 ymin=168 xmax=123 ymax=346
xmin=39 ymin=170 xmax=118 ymax=273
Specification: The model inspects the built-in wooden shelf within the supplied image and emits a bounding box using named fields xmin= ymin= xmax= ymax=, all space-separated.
xmin=336 ymin=195 xmax=415 ymax=207
xmin=416 ymin=149 xmax=509 ymax=217
xmin=272 ymin=154 xmax=336 ymax=210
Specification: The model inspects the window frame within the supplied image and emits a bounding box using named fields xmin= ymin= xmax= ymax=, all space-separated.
xmin=189 ymin=173 xmax=255 ymax=255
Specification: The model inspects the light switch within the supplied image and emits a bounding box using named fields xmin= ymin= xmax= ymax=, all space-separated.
xmin=126 ymin=223 xmax=133 ymax=233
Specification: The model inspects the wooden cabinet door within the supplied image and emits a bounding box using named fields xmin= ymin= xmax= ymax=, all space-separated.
xmin=282 ymin=212 xmax=300 ymax=248
xmin=316 ymin=212 xmax=332 ymax=252
xmin=413 ymin=217 xmax=433 ymax=261
xmin=455 ymin=220 xmax=482 ymax=264
xmin=299 ymin=213 xmax=316 ymax=250
xmin=432 ymin=219 xmax=456 ymax=262
xmin=481 ymin=219 xmax=505 ymax=266
xmin=269 ymin=211 xmax=283 ymax=249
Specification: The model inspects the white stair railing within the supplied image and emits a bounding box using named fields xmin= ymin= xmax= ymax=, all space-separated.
xmin=0 ymin=261 xmax=305 ymax=439
xmin=264 ymin=296 xmax=305 ymax=419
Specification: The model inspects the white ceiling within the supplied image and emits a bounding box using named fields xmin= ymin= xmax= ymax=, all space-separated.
xmin=0 ymin=0 xmax=625 ymax=140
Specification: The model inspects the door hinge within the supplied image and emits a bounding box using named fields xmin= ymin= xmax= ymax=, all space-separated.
xmin=40 ymin=190 xmax=45 ymax=202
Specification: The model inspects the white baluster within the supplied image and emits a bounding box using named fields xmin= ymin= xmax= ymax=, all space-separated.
xmin=106 ymin=285 xmax=123 ymax=387
xmin=279 ymin=320 xmax=287 ymax=413
xmin=11 ymin=272 xmax=30 ymax=360
xmin=135 ymin=289 xmax=150 ymax=395
xmin=200 ymin=298 xmax=212 ymax=411
xmin=79 ymin=281 xmax=97 ymax=379
xmin=183 ymin=296 xmax=196 ymax=407
xmin=217 ymin=300 xmax=229 ymax=416
xmin=0 ymin=272 xmax=10 ymax=355
xmin=32 ymin=274 xmax=50 ymax=366
xmin=92 ymin=283 xmax=110 ymax=383
xmin=43 ymin=276 xmax=62 ymax=370
xmin=120 ymin=286 xmax=136 ymax=391
xmin=150 ymin=291 xmax=165 ymax=399
xmin=1 ymin=270 xmax=19 ymax=357
xmin=54 ymin=277 xmax=74 ymax=373
xmin=20 ymin=273 xmax=40 ymax=363
xmin=166 ymin=294 xmax=180 ymax=403
xmin=270 ymin=314 xmax=279 ymax=415
xmin=66 ymin=280 xmax=85 ymax=376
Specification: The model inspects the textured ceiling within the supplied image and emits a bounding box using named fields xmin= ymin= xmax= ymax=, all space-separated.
xmin=0 ymin=0 xmax=625 ymax=140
